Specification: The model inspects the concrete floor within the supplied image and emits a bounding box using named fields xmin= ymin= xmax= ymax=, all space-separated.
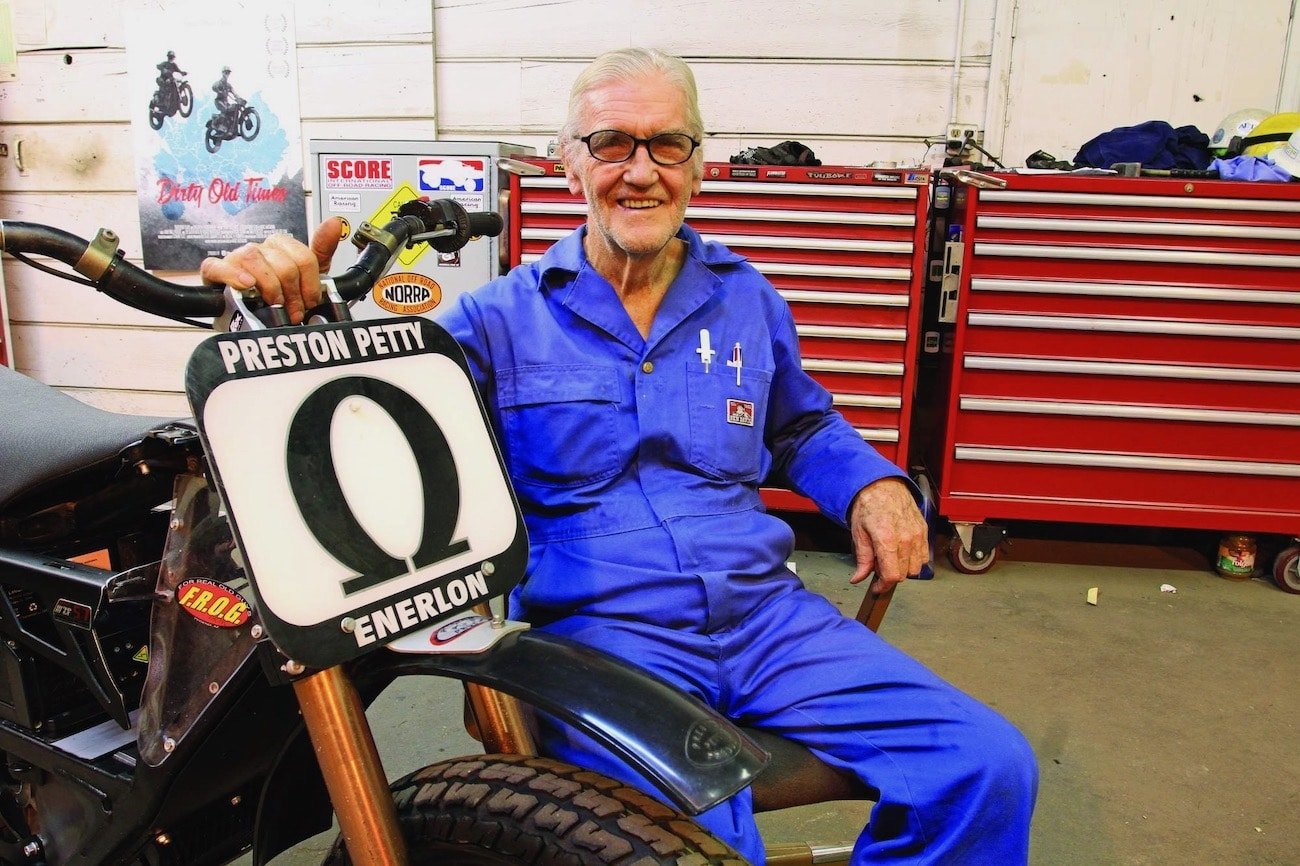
xmin=249 ymin=534 xmax=1299 ymax=865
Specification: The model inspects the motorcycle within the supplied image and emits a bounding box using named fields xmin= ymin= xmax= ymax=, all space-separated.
xmin=0 ymin=200 xmax=764 ymax=865
xmin=204 ymin=101 xmax=261 ymax=153
xmin=148 ymin=76 xmax=193 ymax=130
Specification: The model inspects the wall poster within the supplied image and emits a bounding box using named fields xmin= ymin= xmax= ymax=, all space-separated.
xmin=125 ymin=3 xmax=306 ymax=271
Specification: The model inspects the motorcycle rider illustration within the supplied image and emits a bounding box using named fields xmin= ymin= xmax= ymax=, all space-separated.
xmin=148 ymin=50 xmax=193 ymax=129
xmin=204 ymin=65 xmax=260 ymax=152
xmin=212 ymin=66 xmax=244 ymax=125
xmin=155 ymin=50 xmax=187 ymax=96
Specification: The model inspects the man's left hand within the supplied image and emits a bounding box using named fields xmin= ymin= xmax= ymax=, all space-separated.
xmin=847 ymin=478 xmax=929 ymax=595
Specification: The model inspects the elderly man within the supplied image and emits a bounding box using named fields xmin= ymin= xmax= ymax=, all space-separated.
xmin=203 ymin=47 xmax=1037 ymax=865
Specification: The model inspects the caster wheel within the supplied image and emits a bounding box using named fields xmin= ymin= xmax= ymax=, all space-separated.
xmin=1273 ymin=546 xmax=1300 ymax=594
xmin=948 ymin=536 xmax=999 ymax=574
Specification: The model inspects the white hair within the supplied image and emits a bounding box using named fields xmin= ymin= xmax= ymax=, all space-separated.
xmin=559 ymin=47 xmax=705 ymax=174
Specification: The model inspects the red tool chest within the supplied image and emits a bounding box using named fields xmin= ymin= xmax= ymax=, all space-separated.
xmin=928 ymin=173 xmax=1300 ymax=570
xmin=507 ymin=159 xmax=931 ymax=512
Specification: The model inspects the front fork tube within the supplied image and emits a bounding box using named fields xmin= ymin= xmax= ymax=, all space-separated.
xmin=293 ymin=666 xmax=409 ymax=866
xmin=465 ymin=680 xmax=538 ymax=754
xmin=464 ymin=599 xmax=538 ymax=756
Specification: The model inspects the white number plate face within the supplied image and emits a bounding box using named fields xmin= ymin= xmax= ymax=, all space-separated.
xmin=185 ymin=317 xmax=526 ymax=668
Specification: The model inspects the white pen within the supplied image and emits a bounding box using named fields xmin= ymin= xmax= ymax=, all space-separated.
xmin=727 ymin=342 xmax=743 ymax=386
xmin=696 ymin=328 xmax=716 ymax=373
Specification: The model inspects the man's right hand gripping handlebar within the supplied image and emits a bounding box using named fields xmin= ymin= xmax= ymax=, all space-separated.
xmin=198 ymin=201 xmax=503 ymax=324
xmin=199 ymin=217 xmax=344 ymax=325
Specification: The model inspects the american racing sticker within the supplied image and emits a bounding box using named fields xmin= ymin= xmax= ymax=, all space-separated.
xmin=328 ymin=192 xmax=362 ymax=212
xmin=372 ymin=273 xmax=442 ymax=315
xmin=727 ymin=399 xmax=755 ymax=426
xmin=177 ymin=578 xmax=252 ymax=628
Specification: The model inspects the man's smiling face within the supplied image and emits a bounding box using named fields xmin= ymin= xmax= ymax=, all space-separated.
xmin=566 ymin=70 xmax=703 ymax=268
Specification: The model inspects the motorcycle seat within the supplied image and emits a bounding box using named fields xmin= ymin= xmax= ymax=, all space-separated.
xmin=0 ymin=365 xmax=183 ymax=513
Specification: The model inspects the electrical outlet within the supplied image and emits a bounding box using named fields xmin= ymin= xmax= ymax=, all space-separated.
xmin=946 ymin=124 xmax=981 ymax=145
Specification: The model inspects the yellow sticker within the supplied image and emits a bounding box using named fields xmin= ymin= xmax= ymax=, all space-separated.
xmin=365 ymin=182 xmax=429 ymax=269
xmin=133 ymin=646 xmax=150 ymax=663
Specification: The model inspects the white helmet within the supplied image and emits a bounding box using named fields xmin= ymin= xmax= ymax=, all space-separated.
xmin=1210 ymin=108 xmax=1270 ymax=155
xmin=1269 ymin=127 xmax=1300 ymax=177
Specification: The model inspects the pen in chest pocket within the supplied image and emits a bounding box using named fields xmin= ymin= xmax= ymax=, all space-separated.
xmin=727 ymin=342 xmax=742 ymax=386
xmin=696 ymin=328 xmax=716 ymax=373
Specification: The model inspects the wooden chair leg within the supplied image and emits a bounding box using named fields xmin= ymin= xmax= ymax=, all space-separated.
xmin=765 ymin=842 xmax=854 ymax=865
xmin=855 ymin=583 xmax=895 ymax=633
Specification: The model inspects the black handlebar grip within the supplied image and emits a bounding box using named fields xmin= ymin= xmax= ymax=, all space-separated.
xmin=467 ymin=211 xmax=504 ymax=238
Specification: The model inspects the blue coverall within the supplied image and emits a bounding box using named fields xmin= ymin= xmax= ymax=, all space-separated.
xmin=439 ymin=224 xmax=1038 ymax=864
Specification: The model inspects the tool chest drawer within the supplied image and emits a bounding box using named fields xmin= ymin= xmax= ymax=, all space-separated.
xmin=509 ymin=160 xmax=930 ymax=511
xmin=938 ymin=174 xmax=1300 ymax=534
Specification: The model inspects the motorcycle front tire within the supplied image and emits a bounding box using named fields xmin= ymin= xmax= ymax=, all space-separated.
xmin=323 ymin=754 xmax=748 ymax=866
xmin=204 ymin=120 xmax=222 ymax=154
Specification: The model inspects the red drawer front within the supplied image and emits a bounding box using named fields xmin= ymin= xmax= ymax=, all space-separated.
xmin=944 ymin=459 xmax=1297 ymax=534
xmin=806 ymin=364 xmax=905 ymax=397
xmin=957 ymin=363 xmax=1299 ymax=414
xmin=959 ymin=323 xmax=1298 ymax=371
xmin=966 ymin=284 xmax=1300 ymax=327
xmin=966 ymin=253 xmax=1300 ymax=291
xmin=953 ymin=409 xmax=1300 ymax=463
xmin=794 ymin=332 xmax=908 ymax=364
xmin=939 ymin=175 xmax=1300 ymax=533
xmin=784 ymin=295 xmax=909 ymax=329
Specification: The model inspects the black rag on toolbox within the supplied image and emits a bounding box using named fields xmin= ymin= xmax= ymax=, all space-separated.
xmin=730 ymin=140 xmax=822 ymax=166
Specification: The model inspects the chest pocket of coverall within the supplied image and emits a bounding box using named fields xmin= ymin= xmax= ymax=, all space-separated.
xmin=497 ymin=365 xmax=624 ymax=488
xmin=686 ymin=366 xmax=772 ymax=481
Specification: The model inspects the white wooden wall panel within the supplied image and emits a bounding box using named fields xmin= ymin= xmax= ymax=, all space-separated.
xmin=442 ymin=58 xmax=990 ymax=142
xmin=12 ymin=323 xmax=207 ymax=391
xmin=12 ymin=0 xmax=430 ymax=48
xmin=0 ymin=192 xmax=137 ymax=239
xmin=54 ymin=388 xmax=193 ymax=417
xmin=433 ymin=0 xmax=997 ymax=59
xmin=994 ymin=0 xmax=1295 ymax=165
xmin=0 ymin=125 xmax=131 ymax=193
xmin=1 ymin=45 xmax=435 ymax=125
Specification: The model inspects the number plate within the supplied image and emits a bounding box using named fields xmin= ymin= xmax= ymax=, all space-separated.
xmin=185 ymin=317 xmax=526 ymax=668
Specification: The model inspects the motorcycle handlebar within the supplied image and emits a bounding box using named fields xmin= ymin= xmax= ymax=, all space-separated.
xmin=467 ymin=210 xmax=503 ymax=238
xmin=0 ymin=197 xmax=502 ymax=323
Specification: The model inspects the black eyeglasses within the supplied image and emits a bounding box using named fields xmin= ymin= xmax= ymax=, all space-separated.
xmin=576 ymin=129 xmax=701 ymax=166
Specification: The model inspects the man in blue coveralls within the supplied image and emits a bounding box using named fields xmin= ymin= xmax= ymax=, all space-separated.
xmin=203 ymin=47 xmax=1037 ymax=865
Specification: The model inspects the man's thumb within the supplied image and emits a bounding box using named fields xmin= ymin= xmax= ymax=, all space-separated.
xmin=311 ymin=216 xmax=345 ymax=271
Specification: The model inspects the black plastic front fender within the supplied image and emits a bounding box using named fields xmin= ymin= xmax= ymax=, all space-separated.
xmin=370 ymin=629 xmax=768 ymax=815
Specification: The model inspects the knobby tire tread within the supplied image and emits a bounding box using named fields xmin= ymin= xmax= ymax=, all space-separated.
xmin=325 ymin=753 xmax=748 ymax=866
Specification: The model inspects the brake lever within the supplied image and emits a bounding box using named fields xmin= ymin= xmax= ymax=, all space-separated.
xmin=215 ymin=285 xmax=283 ymax=333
